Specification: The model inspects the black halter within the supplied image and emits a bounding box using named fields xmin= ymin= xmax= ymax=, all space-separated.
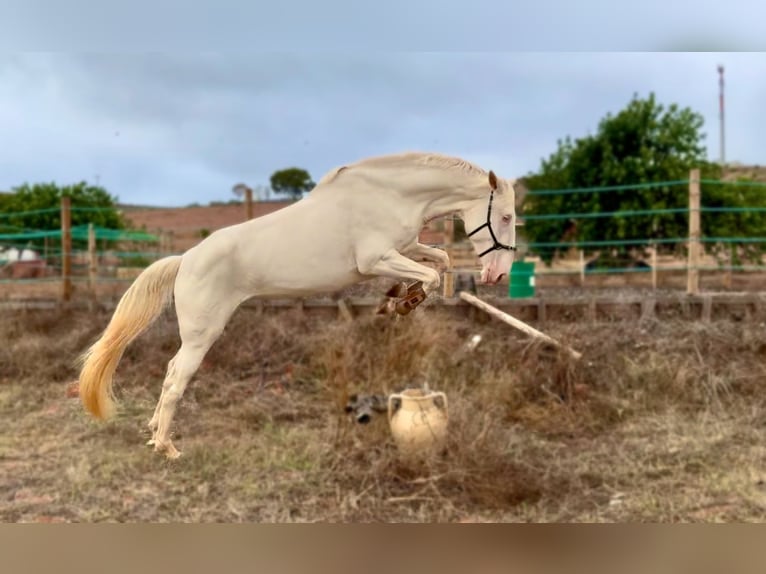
xmin=466 ymin=189 xmax=517 ymax=258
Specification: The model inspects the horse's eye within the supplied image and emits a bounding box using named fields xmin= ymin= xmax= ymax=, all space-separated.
xmin=502 ymin=215 xmax=512 ymax=224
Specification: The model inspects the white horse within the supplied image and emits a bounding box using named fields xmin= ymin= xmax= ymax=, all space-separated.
xmin=78 ymin=151 xmax=518 ymax=458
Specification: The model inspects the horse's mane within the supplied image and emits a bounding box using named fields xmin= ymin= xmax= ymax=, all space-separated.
xmin=317 ymin=151 xmax=488 ymax=186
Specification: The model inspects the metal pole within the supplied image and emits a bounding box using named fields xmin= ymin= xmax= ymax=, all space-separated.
xmin=88 ymin=223 xmax=97 ymax=293
xmin=61 ymin=196 xmax=72 ymax=301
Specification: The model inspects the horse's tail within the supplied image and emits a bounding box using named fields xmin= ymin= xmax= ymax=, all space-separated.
xmin=78 ymin=255 xmax=183 ymax=420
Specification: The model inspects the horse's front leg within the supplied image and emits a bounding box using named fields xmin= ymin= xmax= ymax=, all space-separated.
xmin=358 ymin=248 xmax=441 ymax=316
xmin=378 ymin=243 xmax=450 ymax=313
xmin=401 ymin=242 xmax=451 ymax=273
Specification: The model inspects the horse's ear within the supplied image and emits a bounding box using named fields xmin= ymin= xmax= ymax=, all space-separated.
xmin=488 ymin=170 xmax=498 ymax=191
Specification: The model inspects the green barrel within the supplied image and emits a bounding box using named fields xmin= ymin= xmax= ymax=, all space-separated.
xmin=509 ymin=261 xmax=536 ymax=298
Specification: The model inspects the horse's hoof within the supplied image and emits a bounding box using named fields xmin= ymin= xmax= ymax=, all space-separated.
xmin=395 ymin=301 xmax=413 ymax=315
xmin=153 ymin=440 xmax=181 ymax=460
xmin=398 ymin=285 xmax=427 ymax=312
xmin=165 ymin=448 xmax=182 ymax=460
xmin=375 ymin=299 xmax=396 ymax=315
xmin=385 ymin=282 xmax=408 ymax=299
xmin=395 ymin=291 xmax=426 ymax=315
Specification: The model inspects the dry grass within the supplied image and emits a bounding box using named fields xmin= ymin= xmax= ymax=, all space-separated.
xmin=3 ymin=305 xmax=766 ymax=522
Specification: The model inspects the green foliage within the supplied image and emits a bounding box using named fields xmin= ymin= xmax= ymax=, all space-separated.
xmin=0 ymin=181 xmax=126 ymax=250
xmin=121 ymin=254 xmax=152 ymax=267
xmin=701 ymin=179 xmax=766 ymax=266
xmin=269 ymin=167 xmax=315 ymax=200
xmin=520 ymin=92 xmax=766 ymax=265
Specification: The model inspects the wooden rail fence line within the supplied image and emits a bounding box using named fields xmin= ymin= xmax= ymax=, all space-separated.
xmin=3 ymin=293 xmax=765 ymax=324
xmin=33 ymin=170 xmax=765 ymax=304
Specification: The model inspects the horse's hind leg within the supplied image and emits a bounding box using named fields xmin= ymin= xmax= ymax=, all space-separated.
xmin=146 ymin=355 xmax=177 ymax=443
xmin=150 ymin=343 xmax=209 ymax=459
xmin=151 ymin=298 xmax=239 ymax=459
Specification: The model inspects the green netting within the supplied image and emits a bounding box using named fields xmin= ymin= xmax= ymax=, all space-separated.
xmin=0 ymin=225 xmax=158 ymax=242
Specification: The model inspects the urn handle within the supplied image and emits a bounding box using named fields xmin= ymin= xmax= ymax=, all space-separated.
xmin=387 ymin=393 xmax=403 ymax=423
xmin=432 ymin=391 xmax=448 ymax=414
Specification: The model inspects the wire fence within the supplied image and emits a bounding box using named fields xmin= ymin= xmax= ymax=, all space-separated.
xmin=1 ymin=173 xmax=766 ymax=299
xmin=435 ymin=173 xmax=766 ymax=288
xmin=529 ymin=177 xmax=765 ymax=274
xmin=0 ymin=203 xmax=172 ymax=296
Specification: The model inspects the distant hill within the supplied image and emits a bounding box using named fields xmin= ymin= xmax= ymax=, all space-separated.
xmin=121 ymin=200 xmax=294 ymax=252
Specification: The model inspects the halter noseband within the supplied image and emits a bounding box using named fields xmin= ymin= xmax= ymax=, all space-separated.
xmin=466 ymin=189 xmax=517 ymax=258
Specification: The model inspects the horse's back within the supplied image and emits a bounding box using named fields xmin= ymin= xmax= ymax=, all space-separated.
xmin=174 ymin=198 xmax=364 ymax=299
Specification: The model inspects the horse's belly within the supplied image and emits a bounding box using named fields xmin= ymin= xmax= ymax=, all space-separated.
xmin=185 ymin=210 xmax=370 ymax=299
xmin=239 ymin=249 xmax=364 ymax=298
xmin=251 ymin=268 xmax=365 ymax=298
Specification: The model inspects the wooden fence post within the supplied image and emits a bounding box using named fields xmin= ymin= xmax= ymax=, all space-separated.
xmin=245 ymin=186 xmax=253 ymax=221
xmin=442 ymin=217 xmax=455 ymax=298
xmin=232 ymin=182 xmax=254 ymax=221
xmin=724 ymin=244 xmax=734 ymax=290
xmin=686 ymin=169 xmax=701 ymax=295
xmin=88 ymin=223 xmax=97 ymax=295
xmin=61 ymin=196 xmax=72 ymax=302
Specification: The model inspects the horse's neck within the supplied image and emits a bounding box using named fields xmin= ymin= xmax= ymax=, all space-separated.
xmin=404 ymin=173 xmax=486 ymax=222
xmin=315 ymin=162 xmax=486 ymax=221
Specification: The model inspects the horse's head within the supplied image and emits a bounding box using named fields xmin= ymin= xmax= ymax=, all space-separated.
xmin=462 ymin=170 xmax=517 ymax=285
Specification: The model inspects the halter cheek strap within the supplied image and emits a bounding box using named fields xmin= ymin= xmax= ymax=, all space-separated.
xmin=466 ymin=190 xmax=517 ymax=258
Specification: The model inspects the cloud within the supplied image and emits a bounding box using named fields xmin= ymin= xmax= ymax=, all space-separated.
xmin=0 ymin=52 xmax=764 ymax=206
xmin=2 ymin=0 xmax=765 ymax=50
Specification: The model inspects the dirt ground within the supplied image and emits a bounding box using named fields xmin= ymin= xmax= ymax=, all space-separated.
xmin=3 ymin=303 xmax=766 ymax=523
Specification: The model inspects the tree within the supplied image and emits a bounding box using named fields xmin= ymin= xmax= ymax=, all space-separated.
xmin=0 ymin=181 xmax=126 ymax=250
xmin=520 ymin=93 xmax=766 ymax=265
xmin=269 ymin=167 xmax=315 ymax=200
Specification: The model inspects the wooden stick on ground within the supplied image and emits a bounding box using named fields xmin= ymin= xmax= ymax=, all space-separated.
xmin=459 ymin=292 xmax=583 ymax=360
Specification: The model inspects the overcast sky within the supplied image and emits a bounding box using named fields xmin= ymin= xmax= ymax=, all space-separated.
xmin=1 ymin=51 xmax=764 ymax=207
